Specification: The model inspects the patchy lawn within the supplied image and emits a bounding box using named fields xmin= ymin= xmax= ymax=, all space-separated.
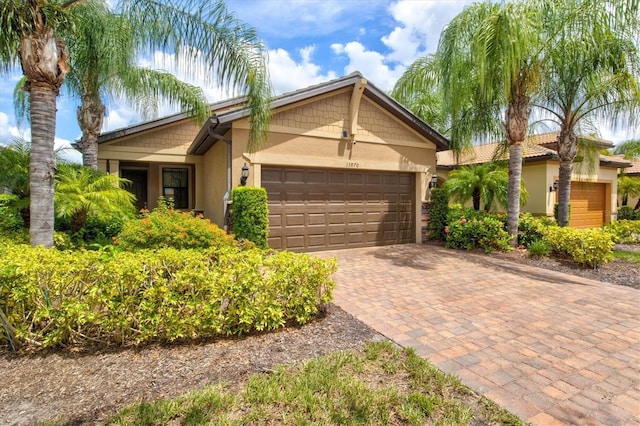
xmin=108 ymin=341 xmax=524 ymax=426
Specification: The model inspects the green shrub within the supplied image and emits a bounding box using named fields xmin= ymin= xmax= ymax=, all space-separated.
xmin=231 ymin=187 xmax=269 ymax=249
xmin=617 ymin=206 xmax=637 ymax=221
xmin=0 ymin=194 xmax=23 ymax=232
xmin=445 ymin=215 xmax=512 ymax=253
xmin=427 ymin=188 xmax=449 ymax=241
xmin=553 ymin=203 xmax=571 ymax=223
xmin=518 ymin=213 xmax=555 ymax=247
xmin=117 ymin=201 xmax=234 ymax=250
xmin=604 ymin=220 xmax=640 ymax=244
xmin=543 ymin=226 xmax=614 ymax=268
xmin=527 ymin=240 xmax=550 ymax=258
xmin=0 ymin=245 xmax=336 ymax=350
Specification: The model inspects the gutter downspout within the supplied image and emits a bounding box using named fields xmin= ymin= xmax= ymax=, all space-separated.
xmin=207 ymin=117 xmax=232 ymax=231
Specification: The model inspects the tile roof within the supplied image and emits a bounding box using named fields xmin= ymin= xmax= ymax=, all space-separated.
xmin=622 ymin=156 xmax=640 ymax=175
xmin=437 ymin=132 xmax=626 ymax=168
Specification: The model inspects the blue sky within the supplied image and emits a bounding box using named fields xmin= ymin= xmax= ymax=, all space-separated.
xmin=0 ymin=0 xmax=637 ymax=162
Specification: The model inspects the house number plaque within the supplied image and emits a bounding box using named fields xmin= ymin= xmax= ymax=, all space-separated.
xmin=346 ymin=162 xmax=360 ymax=168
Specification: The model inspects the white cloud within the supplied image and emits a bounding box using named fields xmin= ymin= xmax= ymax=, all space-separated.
xmin=103 ymin=107 xmax=139 ymax=132
xmin=331 ymin=42 xmax=404 ymax=91
xmin=386 ymin=1 xmax=471 ymax=56
xmin=267 ymin=47 xmax=337 ymax=94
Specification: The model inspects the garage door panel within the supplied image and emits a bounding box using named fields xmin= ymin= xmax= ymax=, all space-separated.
xmin=264 ymin=166 xmax=415 ymax=251
xmin=569 ymin=182 xmax=605 ymax=229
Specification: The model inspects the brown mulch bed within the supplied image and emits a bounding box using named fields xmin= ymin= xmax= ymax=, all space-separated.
xmin=0 ymin=305 xmax=385 ymax=426
xmin=1 ymin=244 xmax=636 ymax=426
xmin=488 ymin=243 xmax=640 ymax=290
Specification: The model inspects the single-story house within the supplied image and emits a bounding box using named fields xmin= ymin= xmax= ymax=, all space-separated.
xmin=97 ymin=72 xmax=449 ymax=251
xmin=436 ymin=133 xmax=631 ymax=228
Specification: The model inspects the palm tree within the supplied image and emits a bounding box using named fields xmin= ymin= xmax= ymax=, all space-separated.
xmin=534 ymin=0 xmax=640 ymax=226
xmin=63 ymin=5 xmax=209 ymax=168
xmin=67 ymin=0 xmax=272 ymax=168
xmin=54 ymin=164 xmax=135 ymax=233
xmin=613 ymin=139 xmax=640 ymax=159
xmin=0 ymin=0 xmax=86 ymax=247
xmin=617 ymin=175 xmax=640 ymax=207
xmin=118 ymin=0 xmax=272 ymax=153
xmin=443 ymin=163 xmax=526 ymax=212
xmin=436 ymin=0 xmax=543 ymax=245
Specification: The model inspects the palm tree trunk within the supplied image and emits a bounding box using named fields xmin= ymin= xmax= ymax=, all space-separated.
xmin=556 ymin=130 xmax=578 ymax=227
xmin=19 ymin=28 xmax=69 ymax=248
xmin=77 ymin=94 xmax=105 ymax=169
xmin=472 ymin=189 xmax=481 ymax=211
xmin=507 ymin=143 xmax=523 ymax=244
xmin=504 ymin=92 xmax=530 ymax=247
xmin=28 ymin=82 xmax=57 ymax=248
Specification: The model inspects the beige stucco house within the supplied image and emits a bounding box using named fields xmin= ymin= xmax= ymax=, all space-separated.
xmin=97 ymin=72 xmax=449 ymax=251
xmin=437 ymin=133 xmax=631 ymax=228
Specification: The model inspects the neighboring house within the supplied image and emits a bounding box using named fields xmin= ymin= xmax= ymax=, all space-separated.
xmin=620 ymin=156 xmax=640 ymax=210
xmin=436 ymin=133 xmax=631 ymax=228
xmin=97 ymin=72 xmax=449 ymax=251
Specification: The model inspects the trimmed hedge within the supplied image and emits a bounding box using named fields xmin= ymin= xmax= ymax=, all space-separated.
xmin=0 ymin=244 xmax=336 ymax=351
xmin=543 ymin=227 xmax=614 ymax=268
xmin=231 ymin=187 xmax=269 ymax=249
xmin=427 ymin=188 xmax=449 ymax=241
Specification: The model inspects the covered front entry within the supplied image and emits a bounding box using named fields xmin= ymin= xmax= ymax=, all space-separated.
xmin=570 ymin=182 xmax=606 ymax=228
xmin=263 ymin=166 xmax=415 ymax=251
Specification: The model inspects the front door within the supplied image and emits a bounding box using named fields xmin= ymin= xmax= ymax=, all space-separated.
xmin=121 ymin=169 xmax=148 ymax=211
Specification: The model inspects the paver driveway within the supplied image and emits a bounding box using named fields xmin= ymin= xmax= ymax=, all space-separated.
xmin=321 ymin=244 xmax=640 ymax=425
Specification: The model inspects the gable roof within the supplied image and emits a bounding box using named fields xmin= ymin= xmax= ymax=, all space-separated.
xmin=97 ymin=97 xmax=245 ymax=144
xmin=188 ymin=72 xmax=450 ymax=155
xmin=437 ymin=132 xmax=631 ymax=169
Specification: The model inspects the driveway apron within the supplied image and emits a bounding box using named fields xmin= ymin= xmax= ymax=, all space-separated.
xmin=321 ymin=244 xmax=640 ymax=425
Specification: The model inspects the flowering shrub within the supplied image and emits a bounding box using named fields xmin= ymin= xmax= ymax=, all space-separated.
xmin=118 ymin=202 xmax=234 ymax=250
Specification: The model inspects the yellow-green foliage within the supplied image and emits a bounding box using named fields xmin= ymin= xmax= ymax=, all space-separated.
xmin=0 ymin=242 xmax=336 ymax=351
xmin=543 ymin=227 xmax=614 ymax=268
xmin=117 ymin=207 xmax=235 ymax=250
xmin=604 ymin=220 xmax=640 ymax=244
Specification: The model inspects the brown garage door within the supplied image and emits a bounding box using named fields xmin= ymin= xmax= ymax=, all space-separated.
xmin=263 ymin=167 xmax=415 ymax=251
xmin=570 ymin=182 xmax=606 ymax=229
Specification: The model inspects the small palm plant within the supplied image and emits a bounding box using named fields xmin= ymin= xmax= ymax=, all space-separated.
xmin=443 ymin=163 xmax=527 ymax=212
xmin=54 ymin=164 xmax=136 ymax=234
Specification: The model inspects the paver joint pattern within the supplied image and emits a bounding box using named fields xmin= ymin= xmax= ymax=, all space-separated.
xmin=321 ymin=244 xmax=640 ymax=426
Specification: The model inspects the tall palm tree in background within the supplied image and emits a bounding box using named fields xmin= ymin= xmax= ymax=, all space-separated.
xmin=432 ymin=0 xmax=543 ymax=245
xmin=614 ymin=139 xmax=640 ymax=159
xmin=1 ymin=0 xmax=272 ymax=247
xmin=65 ymin=3 xmax=211 ymax=168
xmin=69 ymin=0 xmax=272 ymax=168
xmin=118 ymin=0 xmax=272 ymax=152
xmin=534 ymin=0 xmax=640 ymax=226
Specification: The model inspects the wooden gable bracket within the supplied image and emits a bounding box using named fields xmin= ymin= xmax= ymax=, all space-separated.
xmin=348 ymin=77 xmax=367 ymax=139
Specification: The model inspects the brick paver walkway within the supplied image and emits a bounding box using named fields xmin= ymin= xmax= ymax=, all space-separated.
xmin=322 ymin=244 xmax=640 ymax=425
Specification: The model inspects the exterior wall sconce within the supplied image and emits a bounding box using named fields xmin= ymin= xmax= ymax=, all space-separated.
xmin=549 ymin=180 xmax=559 ymax=192
xmin=240 ymin=163 xmax=249 ymax=186
xmin=429 ymin=174 xmax=438 ymax=189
